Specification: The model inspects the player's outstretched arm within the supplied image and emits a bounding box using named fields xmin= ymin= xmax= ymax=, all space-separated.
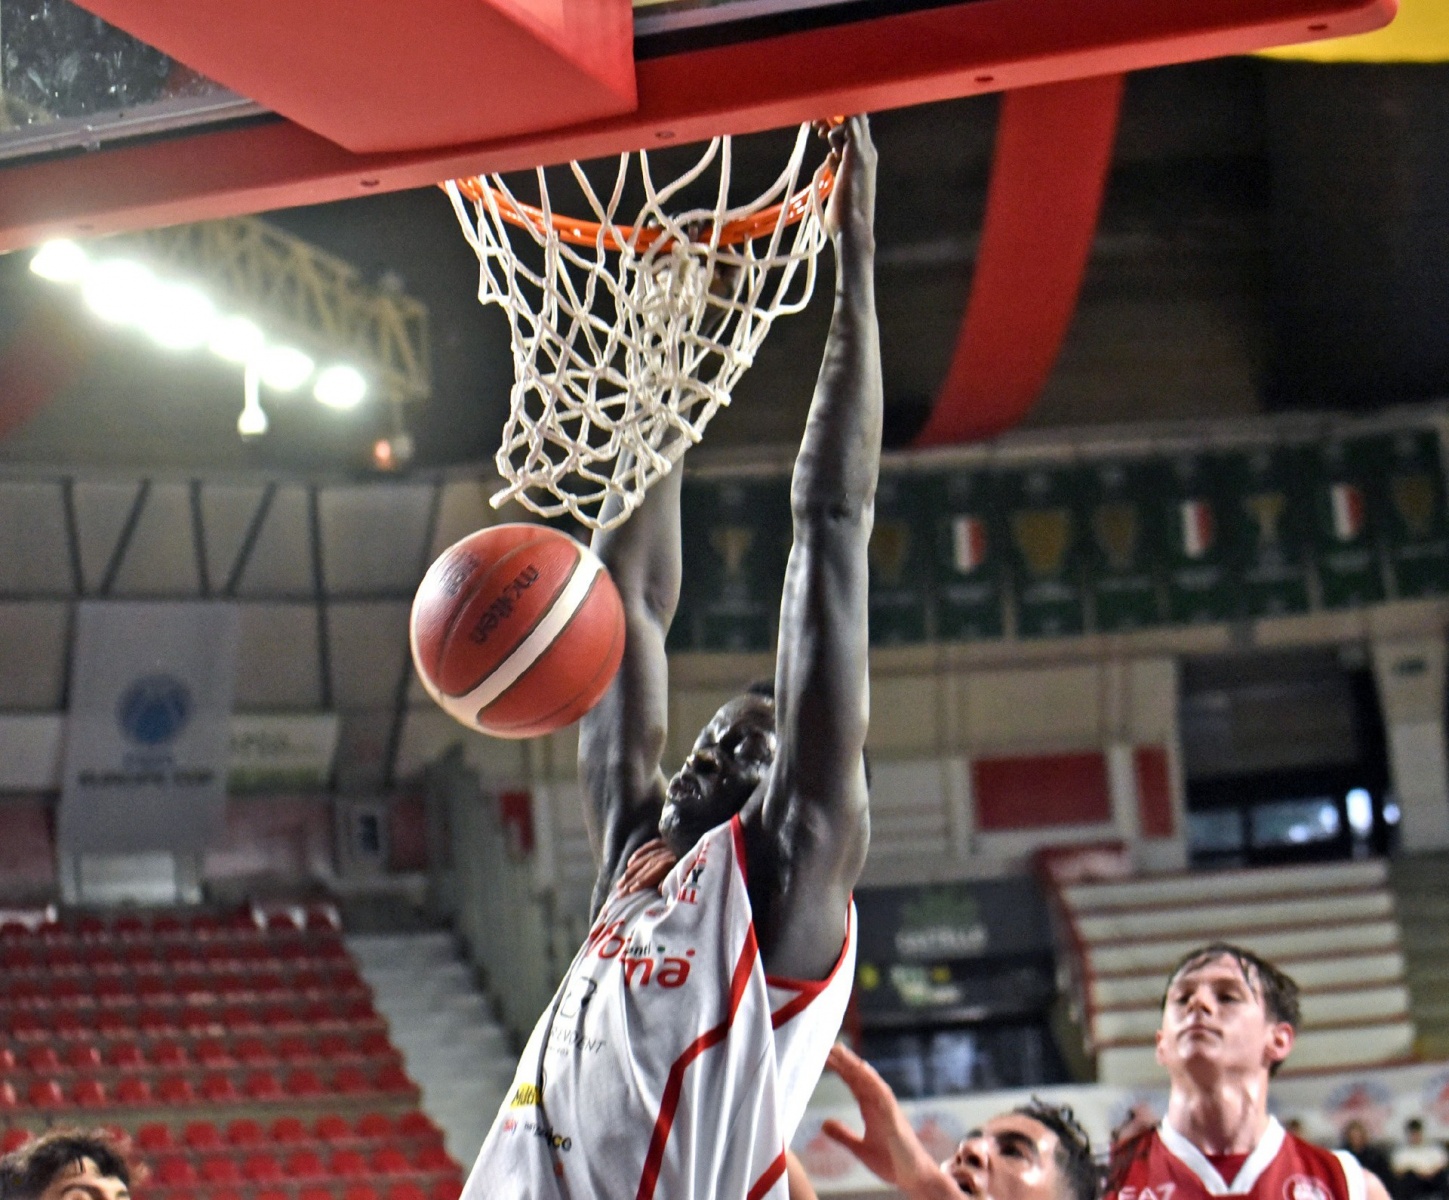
xmin=821 ymin=1044 xmax=962 ymax=1200
xmin=578 ymin=461 xmax=684 ymax=917
xmin=758 ymin=115 xmax=880 ymax=979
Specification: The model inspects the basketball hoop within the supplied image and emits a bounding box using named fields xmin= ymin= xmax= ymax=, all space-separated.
xmin=445 ymin=123 xmax=836 ymax=531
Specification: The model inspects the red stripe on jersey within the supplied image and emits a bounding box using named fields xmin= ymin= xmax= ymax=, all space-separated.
xmin=748 ymin=1151 xmax=788 ymax=1200
xmin=769 ymin=903 xmax=855 ymax=1028
xmin=635 ymin=920 xmax=761 ymax=1200
xmin=731 ymin=813 xmax=749 ymax=885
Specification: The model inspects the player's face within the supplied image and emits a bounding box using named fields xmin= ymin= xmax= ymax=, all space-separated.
xmin=944 ymin=1114 xmax=1064 ymax=1200
xmin=660 ymin=693 xmax=776 ymax=856
xmin=1155 ymin=954 xmax=1293 ymax=1081
xmin=40 ymin=1158 xmax=130 ymax=1200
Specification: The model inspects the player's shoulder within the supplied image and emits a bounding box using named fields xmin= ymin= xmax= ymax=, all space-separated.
xmin=1105 ymin=1127 xmax=1164 ymax=1198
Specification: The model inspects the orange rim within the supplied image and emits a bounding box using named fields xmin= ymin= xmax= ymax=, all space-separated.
xmin=447 ymin=163 xmax=835 ymax=252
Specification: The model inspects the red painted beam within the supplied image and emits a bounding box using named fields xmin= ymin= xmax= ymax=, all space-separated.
xmin=915 ymin=74 xmax=1124 ymax=446
xmin=0 ymin=0 xmax=1395 ymax=253
xmin=72 ymin=0 xmax=636 ymax=155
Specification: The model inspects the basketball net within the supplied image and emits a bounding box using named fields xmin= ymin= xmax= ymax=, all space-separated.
xmin=445 ymin=123 xmax=833 ymax=531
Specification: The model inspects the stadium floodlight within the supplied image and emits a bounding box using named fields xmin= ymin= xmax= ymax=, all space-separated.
xmin=257 ymin=344 xmax=314 ymax=391
xmin=314 ymin=364 xmax=367 ymax=410
xmin=142 ymin=282 xmax=217 ymax=351
xmin=208 ymin=314 xmax=264 ymax=364
xmin=82 ymin=259 xmax=158 ymax=326
xmin=30 ymin=239 xmax=89 ymax=283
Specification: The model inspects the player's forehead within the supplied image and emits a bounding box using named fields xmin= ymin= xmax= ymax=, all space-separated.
xmin=697 ymin=693 xmax=774 ymax=744
xmin=1169 ymin=952 xmax=1260 ymax=994
xmin=45 ymin=1158 xmax=129 ymax=1199
xmin=977 ymin=1112 xmax=1060 ymax=1155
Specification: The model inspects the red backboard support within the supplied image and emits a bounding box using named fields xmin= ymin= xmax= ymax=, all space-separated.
xmin=0 ymin=0 xmax=1394 ymax=254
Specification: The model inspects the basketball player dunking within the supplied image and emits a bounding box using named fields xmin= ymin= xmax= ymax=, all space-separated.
xmin=1107 ymin=943 xmax=1392 ymax=1200
xmin=462 ymin=115 xmax=879 ymax=1199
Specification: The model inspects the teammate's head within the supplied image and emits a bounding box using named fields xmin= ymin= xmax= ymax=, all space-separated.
xmin=0 ymin=1129 xmax=135 ymax=1200
xmin=659 ymin=683 xmax=777 ymax=856
xmin=944 ymin=1100 xmax=1097 ymax=1200
xmin=1156 ymin=943 xmax=1300 ymax=1081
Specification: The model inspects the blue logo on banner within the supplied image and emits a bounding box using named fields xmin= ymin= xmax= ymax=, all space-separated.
xmin=117 ymin=674 xmax=193 ymax=746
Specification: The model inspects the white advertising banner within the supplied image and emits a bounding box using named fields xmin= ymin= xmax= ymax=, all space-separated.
xmin=228 ymin=713 xmax=339 ymax=791
xmin=58 ymin=601 xmax=239 ymax=854
xmin=798 ymin=1060 xmax=1449 ymax=1194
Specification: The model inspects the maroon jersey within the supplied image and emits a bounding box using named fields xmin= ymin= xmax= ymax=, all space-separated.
xmin=1109 ymin=1119 xmax=1365 ymax=1200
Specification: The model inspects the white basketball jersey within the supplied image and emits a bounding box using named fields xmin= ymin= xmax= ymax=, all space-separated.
xmin=462 ymin=815 xmax=857 ymax=1200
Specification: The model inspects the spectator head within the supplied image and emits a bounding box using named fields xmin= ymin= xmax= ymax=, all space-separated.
xmin=1406 ymin=1119 xmax=1425 ymax=1144
xmin=1343 ymin=1121 xmax=1370 ymax=1151
xmin=0 ymin=1128 xmax=136 ymax=1200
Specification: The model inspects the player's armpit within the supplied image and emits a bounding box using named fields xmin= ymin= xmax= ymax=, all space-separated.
xmin=787 ymin=1150 xmax=819 ymax=1200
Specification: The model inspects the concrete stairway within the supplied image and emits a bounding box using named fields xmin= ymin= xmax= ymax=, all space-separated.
xmin=349 ymin=932 xmax=518 ymax=1168
xmin=1390 ymin=851 xmax=1449 ymax=1060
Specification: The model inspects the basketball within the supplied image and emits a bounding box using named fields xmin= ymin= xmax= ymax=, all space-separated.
xmin=410 ymin=524 xmax=625 ymax=739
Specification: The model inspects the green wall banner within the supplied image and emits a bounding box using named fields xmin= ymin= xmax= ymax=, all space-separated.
xmin=1380 ymin=429 xmax=1449 ymax=599
xmin=1229 ymin=444 xmax=1314 ymax=618
xmin=1000 ymin=467 xmax=1086 ymax=639
xmin=1313 ymin=437 xmax=1386 ymax=609
xmin=870 ymin=473 xmax=937 ymax=646
xmin=935 ymin=467 xmax=1005 ymax=641
xmin=1086 ymin=460 xmax=1166 ymax=632
xmin=1161 ymin=453 xmax=1239 ymax=624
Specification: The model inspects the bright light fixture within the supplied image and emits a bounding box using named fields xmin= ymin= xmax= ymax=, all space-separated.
xmin=30 ymin=239 xmax=89 ymax=283
xmin=208 ymin=314 xmax=264 ymax=364
xmin=257 ymin=344 xmax=314 ymax=391
xmin=313 ymin=364 xmax=367 ymax=410
xmin=238 ymin=398 xmax=268 ymax=436
xmin=82 ymin=259 xmax=158 ymax=326
xmin=142 ymin=282 xmax=217 ymax=351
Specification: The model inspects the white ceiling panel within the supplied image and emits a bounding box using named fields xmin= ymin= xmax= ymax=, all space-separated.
xmin=110 ymin=482 xmax=201 ymax=597
xmin=319 ymin=484 xmax=435 ymax=595
xmin=72 ymin=480 xmax=143 ymax=595
xmin=234 ymin=484 xmax=313 ymax=598
xmin=0 ymin=481 xmax=72 ymax=596
xmin=0 ymin=602 xmax=69 ymax=708
xmin=327 ymin=601 xmax=410 ymax=708
xmin=200 ymin=483 xmax=272 ymax=596
xmin=235 ymin=602 xmax=322 ymax=709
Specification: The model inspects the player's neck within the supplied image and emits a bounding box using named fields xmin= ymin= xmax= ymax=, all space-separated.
xmin=1165 ymin=1071 xmax=1273 ymax=1155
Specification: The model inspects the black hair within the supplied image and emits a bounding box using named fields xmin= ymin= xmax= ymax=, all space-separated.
xmin=0 ymin=1129 xmax=135 ymax=1199
xmin=1014 ymin=1099 xmax=1098 ymax=1200
xmin=1162 ymin=942 xmax=1301 ymax=1076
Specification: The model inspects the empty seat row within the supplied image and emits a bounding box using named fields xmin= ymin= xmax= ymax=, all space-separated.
xmin=4 ymin=996 xmax=381 ymax=1040
xmin=1 ymin=1062 xmax=418 ymax=1110
xmin=0 ymin=908 xmax=340 ymax=943
xmin=1 ymin=942 xmax=361 ymax=977
xmin=133 ymin=1111 xmax=445 ymax=1153
xmin=147 ymin=1143 xmax=456 ymax=1185
xmin=0 ymin=970 xmax=366 ymax=1006
xmin=138 ymin=1180 xmax=459 ymax=1200
xmin=2 ymin=1030 xmax=400 ymax=1075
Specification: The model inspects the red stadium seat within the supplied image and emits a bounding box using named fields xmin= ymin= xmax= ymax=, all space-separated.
xmin=386 ymin=1184 xmax=427 ymax=1200
xmin=270 ymin=1116 xmax=308 ymax=1145
xmin=193 ymin=1039 xmax=233 ymax=1068
xmin=254 ymin=1191 xmax=290 ymax=1200
xmin=24 ymin=1045 xmax=61 ymax=1073
xmin=107 ymin=1041 xmax=146 ymax=1070
xmin=183 ymin=1121 xmax=223 ymax=1152
xmin=334 ymin=1066 xmax=371 ymax=1095
xmin=46 ymin=945 xmax=82 ymax=972
xmin=154 ymin=1156 xmax=197 ymax=1187
xmin=87 ymin=945 xmax=123 ymax=973
xmin=66 ymin=1043 xmax=103 ymax=1071
xmin=151 ymin=1041 xmax=188 ymax=1068
xmin=300 ymin=1189 xmax=334 ymax=1200
xmin=135 ymin=1123 xmax=174 ymax=1153
xmin=355 ymin=1113 xmax=393 ymax=1141
xmin=0 ymin=1046 xmax=14 ymax=1072
xmin=375 ymin=1064 xmax=415 ymax=1095
xmin=275 ymin=1034 xmax=313 ymax=1063
xmin=226 ymin=1118 xmax=266 ymax=1148
xmin=92 ymin=977 xmax=128 ymax=1006
xmin=1 ymin=1129 xmax=32 ymax=1153
xmin=179 ymin=1006 xmax=216 ymax=1034
xmin=244 ymin=1070 xmax=284 ymax=1102
xmin=112 ymin=915 xmax=146 ymax=938
xmin=153 ymin=914 xmax=185 ymax=936
xmin=136 ymin=1009 xmax=173 ymax=1036
xmin=372 ymin=1148 xmax=412 ymax=1175
xmin=286 ymin=1149 xmax=327 ymax=1180
xmin=156 ymin=1074 xmax=196 ymax=1105
xmin=286 ymin=1068 xmax=325 ymax=1099
xmin=50 ymin=1011 xmax=85 ymax=1040
xmin=93 ymin=1011 xmax=129 ymax=1038
xmin=200 ymin=1156 xmax=243 ymax=1185
xmin=358 ymin=1031 xmax=393 ymax=1058
xmin=414 ymin=1146 xmax=455 ymax=1174
xmin=9 ymin=1012 xmax=47 ymax=1040
xmin=209 ymin=1190 xmax=244 ymax=1200
xmin=202 ymin=1072 xmax=241 ymax=1103
xmin=75 ymin=915 xmax=107 ymax=939
xmin=242 ymin=1153 xmax=285 ymax=1183
xmin=221 ymin=1003 xmax=262 ymax=1031
xmin=0 ymin=1082 xmax=18 ymax=1111
xmin=330 ymin=1149 xmax=369 ymax=1179
xmin=396 ymin=1112 xmax=441 ymax=1142
xmin=189 ymin=913 xmax=225 ymax=937
xmin=315 ymin=1114 xmax=352 ymax=1143
xmin=266 ymin=912 xmax=299 ymax=933
xmin=121 ymin=944 xmax=156 ymax=970
xmin=114 ymin=1077 xmax=153 ymax=1105
xmin=316 ymin=1031 xmax=352 ymax=1059
xmin=70 ymin=1078 xmax=108 ymax=1108
xmin=429 ymin=1180 xmax=461 ymax=1200
xmin=343 ymin=998 xmax=377 ymax=1023
xmin=299 ymin=1000 xmax=333 ymax=1026
xmin=26 ymin=1079 xmax=64 ymax=1108
xmin=345 ymin=1187 xmax=381 ymax=1200
xmin=233 ymin=1036 xmax=273 ymax=1065
xmin=261 ymin=1002 xmax=298 ymax=1028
